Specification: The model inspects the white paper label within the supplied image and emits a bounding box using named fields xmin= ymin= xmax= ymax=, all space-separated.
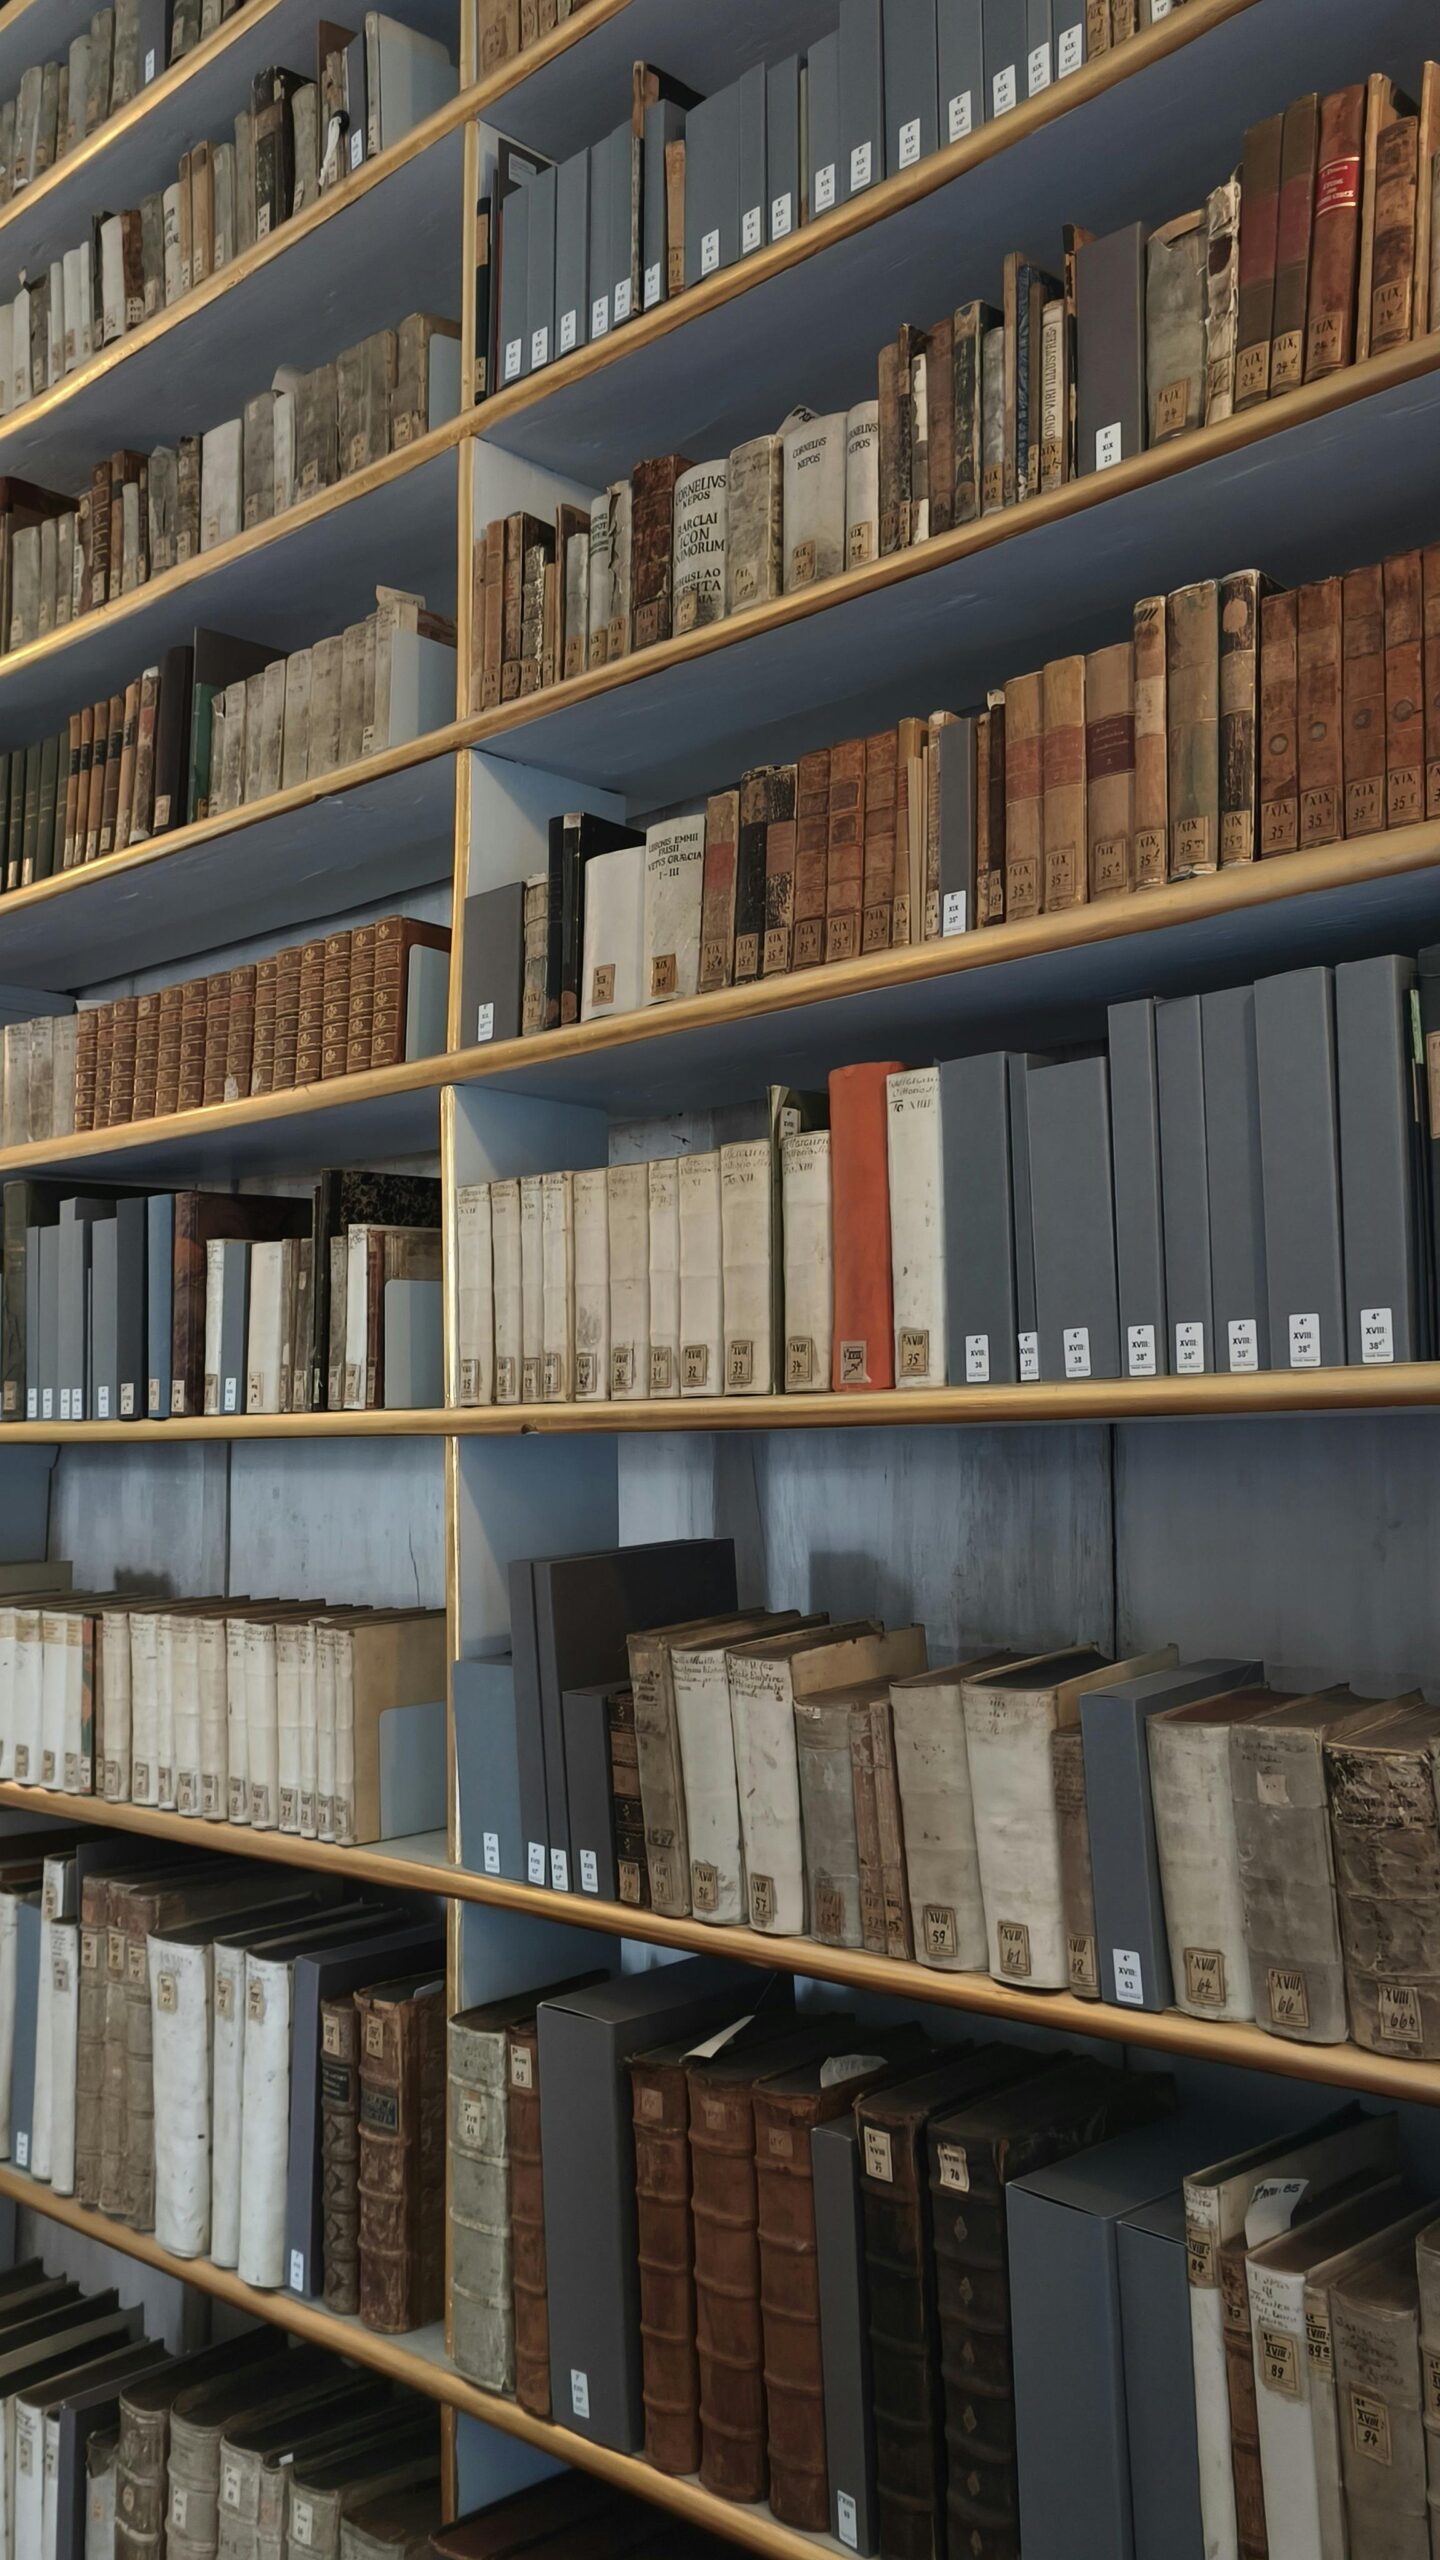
xmin=474 ymin=1002 xmax=496 ymax=1047
xmin=503 ymin=336 xmax=523 ymax=383
xmin=530 ymin=324 xmax=549 ymax=368
xmin=742 ymin=205 xmax=762 ymax=253
xmin=121 ymin=1385 xmax=134 ymax=1415
xmin=42 ymin=1388 xmax=53 ymax=1418
xmin=1096 ymin=421 xmax=1123 ymax=469
xmin=1289 ymin=1312 xmax=1321 ymax=1368
xmin=942 ymin=889 xmax=967 ymax=935
xmin=643 ymin=262 xmax=662 ymax=308
xmin=144 ymin=45 xmax=157 ymax=78
xmin=1028 ymin=42 xmax=1052 ymax=90
xmin=292 ymin=2503 xmax=314 ymax=2549
xmin=863 ymin=2126 xmax=893 ymax=2181
xmin=815 ymin=162 xmax=837 ymax=211
xmin=482 ymin=1830 xmax=500 ymax=1874
xmin=898 ymin=116 xmax=922 ymax=167
xmin=580 ymin=1849 xmax=599 ymax=1893
xmin=1227 ymin=1319 xmax=1259 ymax=1372
xmin=220 ymin=2460 xmax=241 ymax=2510
xmin=527 ymin=1841 xmax=545 ymax=1883
xmin=550 ymin=1849 xmax=570 ymax=1892
xmin=570 ymin=2370 xmax=590 ymax=2419
xmin=1112 ymin=1949 xmax=1145 ymax=2006
xmin=1127 ymin=1324 xmax=1157 ymax=1377
xmin=613 ymin=276 xmax=632 ymax=320
xmin=1018 ymin=1331 xmax=1040 ymax=1382
xmin=1063 ymin=1326 xmax=1091 ymax=1379
xmin=965 ymin=1333 xmax=990 ymax=1384
xmin=1175 ymin=1321 xmax=1205 ymax=1373
xmin=993 ymin=64 xmax=1017 ymax=113
xmin=591 ymin=294 xmax=610 ymax=337
xmin=837 ymin=2491 xmax=859 ymax=2550
xmin=14 ymin=2131 xmax=26 ymax=2166
xmin=559 ymin=307 xmax=579 ymax=352
xmin=771 ymin=191 xmax=793 ymax=238
xmin=1361 ymin=1307 xmax=1395 ymax=1364
xmin=850 ymin=141 xmax=873 ymax=190
xmin=289 ymin=2248 xmax=305 ymax=2290
xmin=349 ymin=128 xmax=364 ymax=170
xmin=1150 ymin=0 xmax=1173 ymax=16
xmin=60 ymin=1389 xmax=71 ymax=1420
xmin=97 ymin=1386 xmax=109 ymax=1417
xmin=947 ymin=90 xmax=973 ymax=141
xmin=27 ymin=1391 xmax=36 ymax=1418
xmin=1058 ymin=21 xmax=1085 ymax=70
xmin=700 ymin=228 xmax=720 ymax=276
xmin=224 ymin=1377 xmax=238 ymax=1412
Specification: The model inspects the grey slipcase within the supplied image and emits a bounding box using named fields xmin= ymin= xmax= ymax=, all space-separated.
xmin=586 ymin=134 xmax=612 ymax=336
xmin=9 ymin=1895 xmax=39 ymax=2168
xmin=607 ymin=119 xmax=633 ymax=323
xmin=766 ymin=56 xmax=802 ymax=242
xmin=1026 ymin=1053 xmax=1121 ymax=1381
xmin=1075 ymin=221 xmax=1148 ymax=473
xmin=113 ymin=1195 xmax=147 ymax=1421
xmin=538 ymin=1959 xmax=754 ymax=2449
xmin=807 ymin=30 xmax=841 ymax=216
xmin=562 ymin=1681 xmax=621 ymax=1899
xmin=145 ymin=1192 xmax=172 ymax=1419
xmin=839 ymin=0 xmax=885 ymax=198
xmin=1201 ymin=984 xmax=1270 ymax=1372
xmin=1117 ymin=2191 xmax=1206 ymax=2560
xmin=525 ymin=160 xmax=556 ymax=371
xmin=460 ymin=880 xmax=526 ymax=1049
xmin=59 ymin=1209 xmax=108 ymax=1422
xmin=1253 ymin=964 xmax=1347 ymax=1369
xmin=1080 ymin=1659 xmax=1261 ymax=2010
xmin=554 ymin=147 xmax=590 ymax=353
xmin=89 ymin=1219 xmax=118 ymax=1427
xmin=23 ymin=1227 xmax=41 ymax=1421
xmin=1025 ymin=0 xmax=1053 ymax=92
xmin=1335 ymin=954 xmax=1423 ymax=1366
xmin=213 ymin=1236 xmax=250 ymax=1418
xmin=383 ymin=1276 xmax=442 ymax=1409
xmin=683 ymin=83 xmax=741 ymax=288
xmin=736 ymin=61 xmax=767 ymax=257
xmin=882 ymin=0 xmax=938 ymax=174
xmin=938 ymin=0 xmax=986 ymax=142
xmin=454 ymin=1652 xmax=525 ymax=1882
xmin=940 ymin=1050 xmax=1018 ymax=1386
xmin=498 ymin=174 xmax=531 ymax=387
xmin=812 ymin=2113 xmax=881 ymax=2553
xmin=1007 ymin=1052 xmax=1038 ymax=1364
xmin=1155 ymin=993 xmax=1214 ymax=1372
xmin=1108 ymin=998 xmax=1169 ymax=1377
xmin=641 ymin=103 xmax=683 ymax=307
xmin=982 ymin=0 xmax=1027 ymax=113
xmin=1010 ymin=2116 xmax=1229 ymax=2560
xmin=37 ymin=1226 xmax=59 ymax=1425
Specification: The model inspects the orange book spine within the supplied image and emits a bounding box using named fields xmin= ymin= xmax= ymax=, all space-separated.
xmin=829 ymin=1061 xmax=904 ymax=1393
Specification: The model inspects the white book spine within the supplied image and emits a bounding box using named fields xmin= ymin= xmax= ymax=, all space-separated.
xmin=209 ymin=1940 xmax=247 ymax=2266
xmin=675 ymin=1644 xmax=747 ymax=1921
xmin=672 ymin=460 xmax=729 ymax=633
xmin=518 ymin=1175 xmax=544 ymax=1402
xmin=203 ymin=1238 xmax=225 ymax=1412
xmin=47 ymin=1919 xmax=77 ymax=2193
xmin=642 ymin=815 xmax=706 ymax=1007
xmin=248 ymin=1239 xmax=287 ymax=1414
xmin=541 ymin=1170 xmax=574 ymax=1401
xmin=962 ymin=1681 xmax=1068 ymax=1987
xmin=1149 ymin=1718 xmax=1255 ymax=2021
xmin=891 ymin=1676 xmax=989 ymax=1969
xmin=12 ymin=2402 xmax=43 ymax=2560
xmin=728 ymin=1652 xmax=806 ymax=1933
xmin=782 ymin=409 xmax=847 ymax=590
xmin=572 ymin=1167 xmax=611 ymax=1399
xmin=31 ymin=1907 xmax=52 ymax=2178
xmin=886 ymin=1067 xmax=946 ymax=1386
xmin=781 ymin=1129 xmax=832 ymax=1392
xmin=678 ymin=1150 xmax=723 ymax=1396
xmin=0 ymin=1896 xmax=15 ymax=2154
xmin=720 ymin=1138 xmax=774 ymax=1395
xmin=456 ymin=1183 xmax=493 ymax=1406
xmin=333 ymin=1630 xmax=356 ymax=1845
xmin=128 ymin=1611 xmax=158 ymax=1805
xmin=0 ymin=1613 xmax=14 ymax=1780
xmin=38 ymin=1614 xmax=65 ymax=1786
xmin=297 ymin=1621 xmax=319 ymax=1836
xmin=198 ymin=1616 xmax=228 ymax=1819
xmin=154 ymin=1612 xmax=176 ymax=1807
xmin=579 ymin=840 xmax=645 ymax=1023
xmin=1304 ymin=2274 xmax=1348 ymax=2560
xmin=225 ymin=1618 xmax=250 ymax=1824
xmin=237 ymin=1953 xmax=291 ymax=2287
xmin=275 ymin=1621 xmax=302 ymax=1832
xmin=490 ymin=1179 xmax=522 ymax=1403
xmin=12 ymin=1612 xmax=41 ymax=1785
xmin=1248 ymin=2258 xmax=1322 ymax=2560
xmin=647 ymin=1158 xmax=680 ymax=1397
xmin=845 ymin=398 xmax=879 ymax=567
xmin=150 ymin=1937 xmax=212 ymax=2255
xmin=245 ymin=1621 xmax=278 ymax=1829
xmin=171 ymin=1617 xmax=201 ymax=1813
xmin=606 ymin=1162 xmax=649 ymax=1399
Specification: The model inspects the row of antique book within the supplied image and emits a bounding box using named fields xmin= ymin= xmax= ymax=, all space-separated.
xmin=476 ymin=0 xmax=596 ymax=77
xmin=0 ymin=1168 xmax=443 ymax=1421
xmin=1 ymin=0 xmax=160 ymax=205
xmin=0 ymin=595 xmax=454 ymax=891
xmin=476 ymin=1 xmax=1190 ymax=399
xmin=443 ymin=1952 xmax=1436 ymax=2560
xmin=0 ymin=1577 xmax=445 ymax=1838
xmin=1 ymin=310 xmax=460 ymax=655
xmin=0 ymin=17 xmax=458 ymax=426
xmin=453 ymin=1536 xmax=1440 ymax=2058
xmin=4 ymin=910 xmax=449 ymax=1144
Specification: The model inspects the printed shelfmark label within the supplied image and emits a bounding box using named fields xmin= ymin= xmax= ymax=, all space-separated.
xmin=742 ymin=206 xmax=762 ymax=253
xmin=1111 ymin=1948 xmax=1145 ymax=2007
xmin=815 ymin=163 xmax=837 ymax=212
xmin=144 ymin=46 xmax=157 ymax=77
xmin=947 ymin=90 xmax=973 ymax=141
xmin=1150 ymin=0 xmax=1174 ymax=16
xmin=570 ymin=2371 xmax=590 ymax=2420
xmin=289 ymin=2248 xmax=305 ymax=2291
xmin=1095 ymin=421 xmax=1124 ymax=469
xmin=643 ymin=263 xmax=662 ymax=308
xmin=349 ymin=129 xmax=364 ymax=171
xmin=1058 ymin=22 xmax=1085 ymax=72
xmin=475 ymin=1002 xmax=495 ymax=1044
xmin=503 ymin=336 xmax=523 ymax=383
xmin=14 ymin=2131 xmax=26 ymax=2168
xmin=1127 ymin=1324 xmax=1157 ymax=1377
xmin=97 ymin=1386 xmax=110 ymax=1417
xmin=700 ymin=228 xmax=720 ymax=276
xmin=772 ymin=191 xmax=793 ymax=238
xmin=1018 ymin=1331 xmax=1040 ymax=1382
xmin=613 ymin=277 xmax=632 ymax=320
xmin=1063 ymin=1325 xmax=1091 ymax=1379
xmin=1028 ymin=42 xmax=1052 ymax=91
xmin=863 ymin=2126 xmax=893 ymax=2182
xmin=1361 ymin=1306 xmax=1395 ymax=1364
xmin=580 ymin=1849 xmax=598 ymax=1893
xmin=1227 ymin=1319 xmax=1259 ymax=1372
xmin=60 ymin=1389 xmax=71 ymax=1421
xmin=898 ymin=116 xmax=922 ymax=167
xmin=965 ymin=1334 xmax=991 ymax=1384
xmin=993 ymin=64 xmax=1017 ymax=114
xmin=1289 ymin=1311 xmax=1321 ymax=1368
xmin=550 ymin=1849 xmax=570 ymax=1892
xmin=559 ymin=308 xmax=579 ymax=350
xmin=837 ymin=2491 xmax=859 ymax=2550
xmin=591 ymin=294 xmax=610 ymax=338
xmin=482 ymin=1830 xmax=500 ymax=1874
xmin=850 ymin=140 xmax=873 ymax=190
xmin=530 ymin=325 xmax=549 ymax=369
xmin=942 ymin=889 xmax=966 ymax=935
xmin=1175 ymin=1320 xmax=1205 ymax=1373
xmin=527 ymin=1841 xmax=545 ymax=1883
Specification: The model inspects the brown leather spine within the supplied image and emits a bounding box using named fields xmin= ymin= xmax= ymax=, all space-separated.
xmin=1425 ymin=544 xmax=1440 ymax=822
xmin=759 ymin=766 xmax=799 ymax=977
xmin=630 ymin=2053 xmax=699 ymax=2475
xmin=1041 ymin=654 xmax=1086 ymax=912
xmin=860 ymin=729 xmax=898 ymax=956
xmin=1258 ymin=590 xmax=1300 ymax=854
xmin=321 ymin=1993 xmax=361 ymax=2315
xmin=1297 ymin=577 xmax=1344 ymax=846
xmin=1234 ymin=112 xmax=1284 ymax=406
xmin=1383 ymin=550 xmax=1425 ymax=828
xmin=356 ymin=1982 xmax=445 ymax=2335
xmin=1369 ymin=114 xmax=1420 ymax=351
xmin=609 ymin=1687 xmax=651 ymax=1910
xmin=630 ymin=455 xmax=689 ymax=652
xmin=1269 ymin=94 xmax=1318 ymax=392
xmin=1132 ymin=600 xmax=1168 ymax=887
xmin=824 ymin=736 xmax=865 ymax=963
xmin=1222 ymin=2238 xmax=1270 ymax=2560
xmin=1342 ymin=564 xmax=1386 ymax=837
xmin=75 ymin=1874 xmax=109 ymax=2209
xmin=689 ymin=2062 xmax=768 ymax=2501
xmin=926 ymin=312 xmax=955 ymax=540
xmin=1305 ymin=86 xmax=1366 ymax=379
xmin=1218 ymin=569 xmax=1265 ymax=866
xmin=790 ymin=747 xmax=831 ymax=971
xmin=697 ymin=789 xmax=739 ymax=994
xmin=1002 ymin=672 xmax=1043 ymax=920
xmin=870 ymin=1696 xmax=914 ymax=1960
xmin=506 ymin=2017 xmax=551 ymax=2416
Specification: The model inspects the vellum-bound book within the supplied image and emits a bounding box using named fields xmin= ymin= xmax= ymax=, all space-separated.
xmin=490 ymin=1179 xmax=521 ymax=1404
xmin=886 ymin=1067 xmax=945 ymax=1389
xmin=572 ymin=1167 xmax=610 ymax=1399
xmin=1312 ymin=2207 xmax=1437 ymax=2560
xmin=796 ymin=1660 xmax=924 ymax=1948
xmin=606 ymin=1162 xmax=649 ymax=1400
xmin=727 ymin=1624 xmax=916 ymax=1936
xmin=579 ymin=839 xmax=644 ymax=1022
xmin=720 ymin=1139 xmax=774 ymax=1394
xmin=1325 ymin=1705 xmax=1440 ymax=2060
xmin=455 ymin=1183 xmax=493 ymax=1406
xmin=672 ymin=459 xmax=727 ymax=633
xmin=630 ymin=1611 xmax=771 ymax=1919
xmin=646 ymin=1158 xmax=680 ymax=1398
xmin=1332 ymin=2230 xmax=1429 ymax=2560
xmin=1149 ymin=1683 xmax=1288 ymax=2022
xmin=448 ymin=1998 xmax=526 ymax=2390
xmin=781 ymin=1129 xmax=832 ymax=1393
xmin=674 ymin=1614 xmax=810 ymax=1923
xmin=540 ymin=1170 xmax=573 ymax=1401
xmin=782 ymin=408 xmax=846 ymax=591
xmin=677 ymin=1151 xmax=722 ymax=1396
xmin=726 ymin=430 xmax=782 ymax=612
xmin=890 ymin=1653 xmax=1025 ymax=1970
xmin=642 ymin=814 xmax=705 ymax=1007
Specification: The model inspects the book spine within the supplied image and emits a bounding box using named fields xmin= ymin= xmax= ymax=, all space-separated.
xmin=1234 ymin=114 xmax=1284 ymax=406
xmin=630 ymin=2058 xmax=699 ymax=2473
xmin=1370 ymin=111 xmax=1420 ymax=351
xmin=1342 ymin=563 xmax=1386 ymax=836
xmin=1002 ymin=670 xmax=1043 ymax=918
xmin=1259 ymin=589 xmax=1300 ymax=854
xmin=1218 ymin=567 xmax=1263 ymax=864
xmin=1383 ymin=549 xmax=1425 ymax=828
xmin=1306 ymin=86 xmax=1366 ymax=377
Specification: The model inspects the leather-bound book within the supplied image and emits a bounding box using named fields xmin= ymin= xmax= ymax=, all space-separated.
xmin=1219 ymin=568 xmax=1268 ymax=865
xmin=1167 ymin=580 xmax=1220 ymax=876
xmin=1306 ymin=85 xmax=1367 ymax=378
xmin=697 ymin=789 xmax=739 ymax=993
xmin=688 ymin=2020 xmax=853 ymax=2502
xmin=507 ymin=2013 xmax=552 ymax=2414
xmin=429 ymin=2475 xmax=647 ymax=2557
xmin=1369 ymin=110 xmax=1420 ymax=353
xmin=1132 ymin=596 xmax=1168 ymax=887
xmin=1298 ymin=577 xmax=1345 ymax=846
xmin=1051 ymin=1727 xmax=1099 ymax=1998
xmin=631 ymin=454 xmax=690 ymax=650
xmin=115 ymin=2331 xmax=284 ymax=2558
xmin=1383 ymin=550 xmax=1425 ymax=828
xmin=861 ymin=728 xmax=898 ymax=954
xmin=356 ymin=1972 xmax=446 ymax=2334
xmin=829 ymin=1060 xmax=904 ymax=1391
xmin=320 ymin=1993 xmax=360 ymax=2314
xmin=736 ymin=766 xmax=790 ymax=983
xmin=169 ymin=1191 xmax=308 ymax=1417
xmin=1270 ymin=93 xmax=1318 ymax=392
xmin=1259 ymin=589 xmax=1300 ymax=854
xmin=926 ymin=312 xmax=955 ymax=539
xmin=931 ymin=2062 xmax=1172 ymax=2559
xmin=631 ymin=2038 xmax=705 ymax=2474
xmin=1234 ymin=112 xmax=1284 ymax=407
xmin=371 ymin=915 xmax=451 ymax=1069
xmin=1041 ymin=655 xmax=1085 ymax=911
xmin=754 ymin=2031 xmax=933 ymax=2532
xmin=1326 ymin=1705 xmax=1440 ymax=2059
xmin=824 ymin=736 xmax=866 ymax=963
xmin=791 ymin=746 xmax=831 ymax=970
xmin=761 ymin=764 xmax=800 ymax=975
xmin=858 ymin=2047 xmax=1046 ymax=2560
xmin=976 ymin=700 xmax=1005 ymax=924
xmin=1233 ymin=1691 xmax=1401 ymax=2046
xmin=1342 ymin=564 xmax=1386 ymax=837
xmin=953 ymin=301 xmax=999 ymax=525
xmin=1002 ymin=670 xmax=1042 ymax=919
xmin=1330 ymin=2231 xmax=1428 ymax=2560
xmin=878 ymin=337 xmax=909 ymax=557
xmin=1426 ymin=543 xmax=1440 ymax=822
xmin=610 ymin=1686 xmax=651 ymax=1909
xmin=1085 ymin=639 xmax=1134 ymax=896
xmin=1357 ymin=78 xmax=1416 ymax=367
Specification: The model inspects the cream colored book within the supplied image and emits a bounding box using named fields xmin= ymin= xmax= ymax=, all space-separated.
xmin=541 ymin=1169 xmax=573 ymax=1401
xmin=572 ymin=1166 xmax=610 ymax=1399
xmin=725 ymin=1623 xmax=876 ymax=1934
xmin=580 ymin=840 xmax=645 ymax=1022
xmin=606 ymin=1161 xmax=649 ymax=1399
xmin=725 ymin=431 xmax=782 ymax=612
xmin=781 ymin=1128 xmax=832 ymax=1392
xmin=672 ymin=459 xmax=728 ymax=633
xmin=244 ymin=1619 xmax=279 ymax=1830
xmin=246 ymin=1240 xmax=288 ymax=1414
xmin=170 ymin=1611 xmax=201 ymax=1813
xmin=782 ymin=408 xmax=847 ymax=590
xmin=456 ymin=1182 xmax=493 ymax=1405
xmin=890 ymin=1653 xmax=1023 ymax=1969
xmin=199 ymin=415 xmax=243 ymax=551
xmin=226 ymin=1613 xmax=250 ymax=1825
xmin=100 ymin=1604 xmax=131 ymax=1801
xmin=647 ymin=1157 xmax=680 ymax=1397
xmin=197 ymin=1610 xmax=229 ymax=1820
xmin=47 ymin=1916 xmax=78 ymax=2195
xmin=518 ymin=1174 xmax=544 ymax=1403
xmin=276 ymin=1618 xmax=303 ymax=1832
xmin=678 ymin=1149 xmax=722 ymax=1395
xmin=886 ymin=1067 xmax=946 ymax=1388
xmin=1313 ymin=2208 xmax=1437 ymax=2560
xmin=962 ymin=1645 xmax=1173 ymax=1987
xmin=642 ymin=814 xmax=706 ymax=1007
xmin=1148 ymin=1684 xmax=1276 ymax=2022
xmin=674 ymin=1619 xmax=792 ymax=1923
xmin=720 ymin=1138 xmax=773 ymax=1394
xmin=237 ymin=1950 xmax=294 ymax=2287
xmin=845 ymin=399 xmax=879 ymax=568
xmin=490 ymin=1178 xmax=522 ymax=1404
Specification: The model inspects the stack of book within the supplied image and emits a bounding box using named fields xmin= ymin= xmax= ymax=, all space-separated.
xmin=1 ymin=1167 xmax=443 ymax=1420
xmin=0 ymin=0 xmax=154 ymax=197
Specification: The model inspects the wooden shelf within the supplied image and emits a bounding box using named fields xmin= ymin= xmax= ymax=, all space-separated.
xmin=0 ymin=2165 xmax=838 ymax=2558
xmin=0 ymin=1052 xmax=445 ymax=1184
xmin=0 ymin=1411 xmax=453 ymax=1441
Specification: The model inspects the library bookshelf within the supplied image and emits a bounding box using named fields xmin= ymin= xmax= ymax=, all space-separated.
xmin=6 ymin=0 xmax=1440 ymax=2547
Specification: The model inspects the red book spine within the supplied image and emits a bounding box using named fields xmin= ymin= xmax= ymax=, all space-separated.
xmin=829 ymin=1061 xmax=904 ymax=1393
